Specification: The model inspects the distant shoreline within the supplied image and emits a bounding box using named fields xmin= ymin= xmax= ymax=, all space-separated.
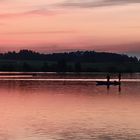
xmin=0 ymin=50 xmax=139 ymax=73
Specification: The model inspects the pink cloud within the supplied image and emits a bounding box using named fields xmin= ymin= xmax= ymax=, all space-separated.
xmin=0 ymin=30 xmax=77 ymax=35
xmin=58 ymin=0 xmax=140 ymax=8
xmin=0 ymin=8 xmax=56 ymax=18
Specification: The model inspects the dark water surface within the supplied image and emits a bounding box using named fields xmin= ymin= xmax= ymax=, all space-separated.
xmin=0 ymin=73 xmax=139 ymax=140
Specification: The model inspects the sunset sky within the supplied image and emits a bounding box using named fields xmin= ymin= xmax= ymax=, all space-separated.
xmin=0 ymin=0 xmax=140 ymax=56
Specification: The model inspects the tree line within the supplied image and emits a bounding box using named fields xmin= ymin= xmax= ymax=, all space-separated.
xmin=0 ymin=49 xmax=138 ymax=63
xmin=0 ymin=50 xmax=139 ymax=72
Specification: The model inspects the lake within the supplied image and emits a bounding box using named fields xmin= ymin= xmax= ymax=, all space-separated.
xmin=0 ymin=73 xmax=139 ymax=140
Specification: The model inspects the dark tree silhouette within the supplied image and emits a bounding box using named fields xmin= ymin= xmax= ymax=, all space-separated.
xmin=0 ymin=49 xmax=138 ymax=63
xmin=22 ymin=62 xmax=31 ymax=72
xmin=75 ymin=62 xmax=81 ymax=73
xmin=42 ymin=62 xmax=49 ymax=72
xmin=0 ymin=49 xmax=139 ymax=72
xmin=57 ymin=59 xmax=67 ymax=73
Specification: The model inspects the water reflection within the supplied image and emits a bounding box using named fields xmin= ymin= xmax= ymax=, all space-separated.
xmin=106 ymin=83 xmax=121 ymax=93
xmin=0 ymin=77 xmax=139 ymax=140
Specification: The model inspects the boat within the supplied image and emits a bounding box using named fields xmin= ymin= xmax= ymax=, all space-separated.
xmin=96 ymin=81 xmax=120 ymax=86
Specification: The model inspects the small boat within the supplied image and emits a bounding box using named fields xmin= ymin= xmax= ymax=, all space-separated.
xmin=96 ymin=81 xmax=120 ymax=86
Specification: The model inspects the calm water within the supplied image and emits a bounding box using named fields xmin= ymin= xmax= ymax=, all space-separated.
xmin=0 ymin=73 xmax=140 ymax=140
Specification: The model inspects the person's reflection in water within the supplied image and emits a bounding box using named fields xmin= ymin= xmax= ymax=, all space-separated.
xmin=107 ymin=84 xmax=110 ymax=91
xmin=118 ymin=83 xmax=122 ymax=94
xmin=119 ymin=84 xmax=121 ymax=93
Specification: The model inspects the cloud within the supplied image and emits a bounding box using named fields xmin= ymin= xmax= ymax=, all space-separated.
xmin=0 ymin=8 xmax=56 ymax=18
xmin=0 ymin=30 xmax=76 ymax=35
xmin=57 ymin=0 xmax=140 ymax=8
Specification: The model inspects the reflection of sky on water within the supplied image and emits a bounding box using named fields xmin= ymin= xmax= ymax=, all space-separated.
xmin=0 ymin=74 xmax=139 ymax=140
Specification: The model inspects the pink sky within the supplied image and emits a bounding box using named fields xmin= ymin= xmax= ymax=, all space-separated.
xmin=0 ymin=0 xmax=140 ymax=54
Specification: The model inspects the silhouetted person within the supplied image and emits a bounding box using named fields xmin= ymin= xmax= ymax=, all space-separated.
xmin=106 ymin=74 xmax=110 ymax=84
xmin=118 ymin=73 xmax=122 ymax=93
xmin=118 ymin=73 xmax=121 ymax=82
xmin=106 ymin=74 xmax=110 ymax=90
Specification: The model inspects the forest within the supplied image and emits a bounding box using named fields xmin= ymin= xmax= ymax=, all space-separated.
xmin=0 ymin=50 xmax=139 ymax=72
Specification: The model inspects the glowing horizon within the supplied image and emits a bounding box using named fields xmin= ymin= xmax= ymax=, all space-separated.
xmin=0 ymin=0 xmax=140 ymax=55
